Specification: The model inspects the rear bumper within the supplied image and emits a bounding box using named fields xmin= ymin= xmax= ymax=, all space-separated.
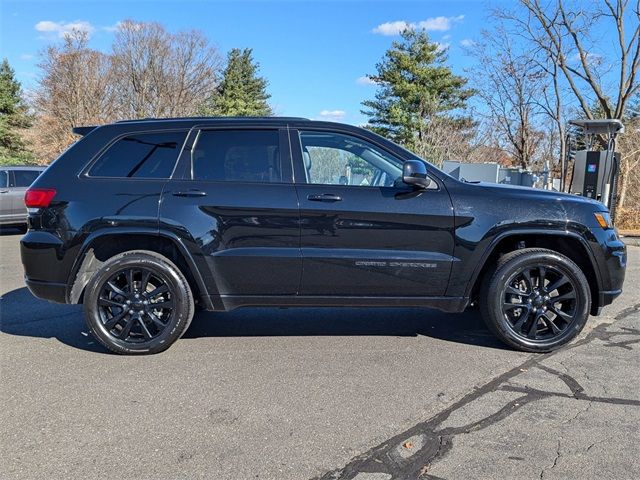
xmin=24 ymin=278 xmax=67 ymax=303
xmin=21 ymin=230 xmax=74 ymax=303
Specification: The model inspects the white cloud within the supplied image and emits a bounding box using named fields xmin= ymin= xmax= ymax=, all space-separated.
xmin=460 ymin=38 xmax=475 ymax=48
xmin=35 ymin=20 xmax=95 ymax=38
xmin=372 ymin=15 xmax=464 ymax=36
xmin=435 ymin=42 xmax=450 ymax=52
xmin=318 ymin=110 xmax=346 ymax=121
xmin=20 ymin=54 xmax=34 ymax=60
xmin=416 ymin=15 xmax=464 ymax=32
xmin=372 ymin=21 xmax=411 ymax=36
xmin=356 ymin=76 xmax=378 ymax=86
xmin=102 ymin=21 xmax=123 ymax=33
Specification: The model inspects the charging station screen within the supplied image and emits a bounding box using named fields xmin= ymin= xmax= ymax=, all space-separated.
xmin=587 ymin=164 xmax=597 ymax=173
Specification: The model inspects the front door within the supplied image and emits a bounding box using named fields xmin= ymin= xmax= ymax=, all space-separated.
xmin=291 ymin=128 xmax=455 ymax=297
xmin=160 ymin=126 xmax=301 ymax=297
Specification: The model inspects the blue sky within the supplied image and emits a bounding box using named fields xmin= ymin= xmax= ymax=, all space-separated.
xmin=2 ymin=0 xmax=509 ymax=125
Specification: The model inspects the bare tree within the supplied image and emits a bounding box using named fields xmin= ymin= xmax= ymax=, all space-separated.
xmin=31 ymin=30 xmax=115 ymax=161
xmin=30 ymin=21 xmax=222 ymax=162
xmin=111 ymin=20 xmax=221 ymax=119
xmin=469 ymin=27 xmax=550 ymax=169
xmin=504 ymin=0 xmax=640 ymax=121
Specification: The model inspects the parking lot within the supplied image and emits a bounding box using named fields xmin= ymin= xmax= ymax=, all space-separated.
xmin=1 ymin=229 xmax=638 ymax=480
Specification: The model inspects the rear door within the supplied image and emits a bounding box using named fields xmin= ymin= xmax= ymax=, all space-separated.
xmin=291 ymin=128 xmax=455 ymax=297
xmin=159 ymin=126 xmax=301 ymax=297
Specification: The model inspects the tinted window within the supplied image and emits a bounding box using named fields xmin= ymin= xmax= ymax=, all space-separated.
xmin=14 ymin=170 xmax=41 ymax=187
xmin=192 ymin=130 xmax=282 ymax=183
xmin=89 ymin=132 xmax=186 ymax=178
xmin=299 ymin=131 xmax=402 ymax=187
xmin=0 ymin=170 xmax=7 ymax=188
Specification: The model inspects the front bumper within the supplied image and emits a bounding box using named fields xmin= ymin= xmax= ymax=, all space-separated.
xmin=590 ymin=228 xmax=626 ymax=315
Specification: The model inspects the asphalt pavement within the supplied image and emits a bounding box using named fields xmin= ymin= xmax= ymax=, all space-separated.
xmin=1 ymin=229 xmax=638 ymax=480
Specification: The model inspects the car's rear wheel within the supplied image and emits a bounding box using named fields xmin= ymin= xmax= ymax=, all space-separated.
xmin=83 ymin=250 xmax=194 ymax=355
xmin=480 ymin=248 xmax=591 ymax=352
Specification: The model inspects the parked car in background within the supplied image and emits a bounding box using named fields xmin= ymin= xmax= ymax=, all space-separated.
xmin=20 ymin=118 xmax=626 ymax=355
xmin=0 ymin=166 xmax=46 ymax=228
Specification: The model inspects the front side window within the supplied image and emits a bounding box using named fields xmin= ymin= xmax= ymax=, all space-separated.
xmin=14 ymin=170 xmax=41 ymax=187
xmin=192 ymin=129 xmax=282 ymax=183
xmin=89 ymin=131 xmax=187 ymax=178
xmin=299 ymin=131 xmax=403 ymax=187
xmin=0 ymin=170 xmax=7 ymax=188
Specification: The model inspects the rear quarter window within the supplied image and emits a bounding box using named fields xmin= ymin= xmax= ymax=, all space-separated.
xmin=0 ymin=170 xmax=7 ymax=188
xmin=89 ymin=131 xmax=187 ymax=178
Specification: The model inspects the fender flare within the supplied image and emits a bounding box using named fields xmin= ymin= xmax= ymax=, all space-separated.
xmin=66 ymin=227 xmax=214 ymax=310
xmin=463 ymin=228 xmax=602 ymax=298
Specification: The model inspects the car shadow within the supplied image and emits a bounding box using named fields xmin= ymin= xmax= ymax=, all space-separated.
xmin=0 ymin=287 xmax=508 ymax=353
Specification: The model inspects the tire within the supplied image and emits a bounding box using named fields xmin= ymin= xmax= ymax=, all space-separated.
xmin=83 ymin=250 xmax=194 ymax=355
xmin=479 ymin=248 xmax=591 ymax=353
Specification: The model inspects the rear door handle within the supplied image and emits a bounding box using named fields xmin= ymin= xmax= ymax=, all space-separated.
xmin=172 ymin=190 xmax=207 ymax=198
xmin=307 ymin=193 xmax=342 ymax=202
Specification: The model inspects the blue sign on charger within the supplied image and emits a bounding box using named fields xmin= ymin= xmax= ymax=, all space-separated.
xmin=587 ymin=164 xmax=597 ymax=173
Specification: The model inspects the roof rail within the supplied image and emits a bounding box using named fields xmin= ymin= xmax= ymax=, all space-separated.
xmin=115 ymin=116 xmax=310 ymax=123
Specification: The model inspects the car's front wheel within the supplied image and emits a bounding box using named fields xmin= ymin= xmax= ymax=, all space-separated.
xmin=480 ymin=248 xmax=591 ymax=352
xmin=83 ymin=250 xmax=194 ymax=355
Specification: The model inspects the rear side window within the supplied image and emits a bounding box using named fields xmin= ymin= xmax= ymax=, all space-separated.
xmin=192 ymin=130 xmax=282 ymax=183
xmin=14 ymin=170 xmax=41 ymax=187
xmin=0 ymin=170 xmax=7 ymax=188
xmin=89 ymin=132 xmax=187 ymax=178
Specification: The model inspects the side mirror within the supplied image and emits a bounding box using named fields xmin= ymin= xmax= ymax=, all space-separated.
xmin=402 ymin=160 xmax=431 ymax=189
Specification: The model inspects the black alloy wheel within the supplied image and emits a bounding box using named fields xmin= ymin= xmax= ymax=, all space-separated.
xmin=480 ymin=248 xmax=591 ymax=352
xmin=97 ymin=267 xmax=174 ymax=343
xmin=501 ymin=264 xmax=579 ymax=341
xmin=84 ymin=250 xmax=194 ymax=355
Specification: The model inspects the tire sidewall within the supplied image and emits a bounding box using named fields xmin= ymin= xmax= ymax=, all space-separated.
xmin=486 ymin=252 xmax=591 ymax=352
xmin=84 ymin=253 xmax=192 ymax=355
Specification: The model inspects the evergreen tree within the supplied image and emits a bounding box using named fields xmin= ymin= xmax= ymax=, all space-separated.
xmin=0 ymin=58 xmax=34 ymax=165
xmin=200 ymin=48 xmax=272 ymax=116
xmin=361 ymin=29 xmax=473 ymax=153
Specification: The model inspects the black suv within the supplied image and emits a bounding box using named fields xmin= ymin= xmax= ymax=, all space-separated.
xmin=21 ymin=117 xmax=626 ymax=354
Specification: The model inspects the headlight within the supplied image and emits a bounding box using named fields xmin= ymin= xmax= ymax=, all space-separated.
xmin=594 ymin=211 xmax=613 ymax=229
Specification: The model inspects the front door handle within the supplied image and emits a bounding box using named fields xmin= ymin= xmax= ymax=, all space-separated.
xmin=172 ymin=190 xmax=207 ymax=198
xmin=307 ymin=193 xmax=342 ymax=202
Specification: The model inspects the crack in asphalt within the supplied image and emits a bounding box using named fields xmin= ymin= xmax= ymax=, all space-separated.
xmin=313 ymin=304 xmax=640 ymax=480
xmin=539 ymin=439 xmax=562 ymax=479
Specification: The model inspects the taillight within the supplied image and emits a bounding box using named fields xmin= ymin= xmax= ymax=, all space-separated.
xmin=24 ymin=188 xmax=56 ymax=208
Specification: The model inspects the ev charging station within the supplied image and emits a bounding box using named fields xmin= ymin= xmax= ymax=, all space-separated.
xmin=562 ymin=119 xmax=624 ymax=221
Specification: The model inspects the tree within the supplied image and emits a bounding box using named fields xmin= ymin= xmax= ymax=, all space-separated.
xmin=470 ymin=27 xmax=549 ymax=169
xmin=31 ymin=30 xmax=114 ymax=162
xmin=199 ymin=48 xmax=272 ymax=116
xmin=31 ymin=22 xmax=222 ymax=162
xmin=111 ymin=20 xmax=221 ymax=119
xmin=505 ymin=0 xmax=639 ymax=121
xmin=361 ymin=29 xmax=473 ymax=164
xmin=0 ymin=58 xmax=34 ymax=165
